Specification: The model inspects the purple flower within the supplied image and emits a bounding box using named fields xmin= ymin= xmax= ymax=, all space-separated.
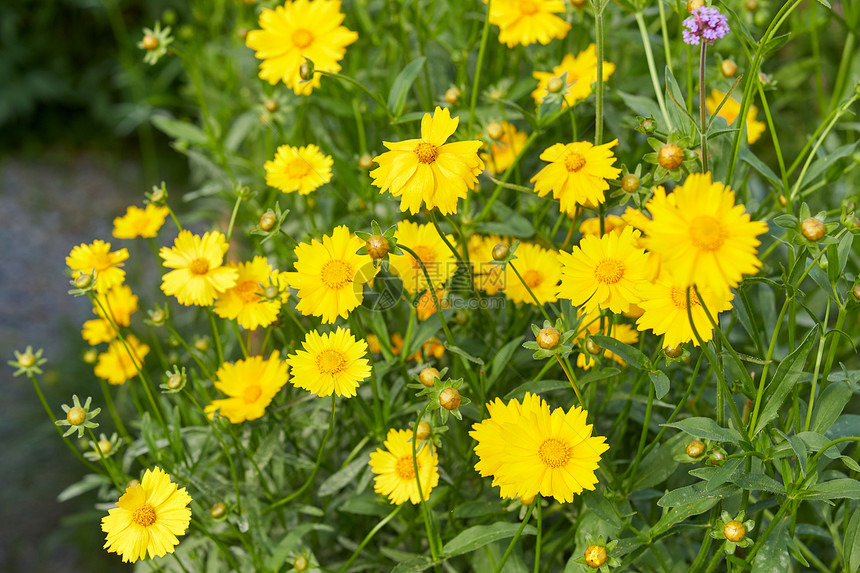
xmin=683 ymin=7 xmax=730 ymax=46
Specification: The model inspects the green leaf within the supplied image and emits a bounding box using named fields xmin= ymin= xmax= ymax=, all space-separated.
xmin=752 ymin=518 xmax=789 ymax=572
xmin=445 ymin=344 xmax=485 ymax=365
xmin=803 ymin=142 xmax=858 ymax=187
xmin=442 ymin=522 xmax=537 ymax=558
xmin=731 ymin=472 xmax=786 ymax=494
xmin=477 ymin=202 xmax=535 ymax=238
xmin=151 ymin=115 xmax=208 ymax=145
xmin=837 ymin=233 xmax=855 ymax=277
xmin=803 ymin=479 xmax=860 ymax=500
xmin=582 ymin=490 xmax=623 ymax=529
xmin=811 ymin=381 xmax=853 ymax=434
xmin=815 ymin=0 xmax=831 ymax=7
xmin=632 ymin=432 xmax=688 ymax=490
xmin=318 ymin=456 xmax=368 ymax=497
xmin=265 ymin=523 xmax=334 ymax=570
xmin=760 ymin=33 xmax=790 ymax=58
xmin=650 ymin=484 xmax=735 ymax=538
xmin=649 ymin=371 xmax=670 ymax=400
xmin=391 ymin=556 xmax=435 ymax=573
xmin=704 ymin=457 xmax=743 ymax=491
xmin=57 ymin=473 xmax=110 ymax=502
xmin=387 ymin=57 xmax=426 ymax=118
xmin=664 ymin=417 xmax=742 ymax=443
xmin=617 ymin=91 xmax=662 ymax=121
xmin=844 ymin=507 xmax=860 ymax=573
xmin=487 ymin=336 xmax=524 ymax=388
xmin=740 ymin=148 xmax=781 ymax=187
xmin=664 ymin=66 xmax=694 ymax=136
xmin=754 ymin=328 xmax=817 ymax=436
xmin=453 ymin=501 xmax=506 ymax=519
xmin=503 ymin=379 xmax=571 ymax=401
xmin=591 ymin=335 xmax=649 ymax=370
xmin=658 ymin=482 xmax=736 ymax=507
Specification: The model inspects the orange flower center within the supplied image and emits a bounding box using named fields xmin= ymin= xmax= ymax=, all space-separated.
xmin=320 ymin=259 xmax=354 ymax=290
xmin=395 ymin=455 xmax=418 ymax=479
xmin=189 ymin=258 xmax=210 ymax=276
xmin=316 ymin=349 xmax=347 ymax=375
xmin=286 ymin=157 xmax=312 ymax=179
xmin=523 ymin=269 xmax=543 ymax=288
xmin=243 ymin=384 xmax=263 ymax=404
xmin=132 ymin=503 xmax=157 ymax=527
xmin=410 ymin=246 xmax=435 ymax=270
xmin=689 ymin=216 xmax=726 ymax=251
xmin=414 ymin=141 xmax=438 ymax=164
xmin=670 ymin=286 xmax=700 ymax=309
xmin=291 ymin=29 xmax=313 ymax=49
xmin=236 ymin=280 xmax=260 ymax=304
xmin=594 ymin=259 xmax=625 ymax=284
xmin=538 ymin=438 xmax=572 ymax=468
xmin=519 ymin=0 xmax=539 ymax=14
xmin=564 ymin=151 xmax=586 ymax=172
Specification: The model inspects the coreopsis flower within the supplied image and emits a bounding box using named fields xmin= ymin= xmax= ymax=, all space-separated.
xmin=531 ymin=140 xmax=621 ymax=214
xmin=112 ymin=204 xmax=169 ymax=239
xmin=204 ymin=352 xmax=289 ymax=423
xmin=66 ymin=240 xmax=129 ymax=293
xmin=159 ymin=231 xmax=238 ymax=306
xmin=481 ymin=121 xmax=528 ymax=175
xmin=286 ymin=328 xmax=371 ymax=398
xmin=285 ymin=225 xmax=375 ymax=323
xmin=636 ymin=272 xmax=735 ymax=347
xmin=532 ymin=45 xmax=616 ymax=107
xmin=389 ymin=221 xmax=457 ymax=294
xmin=82 ymin=319 xmax=116 ymax=345
xmin=486 ymin=0 xmax=570 ymax=48
xmin=557 ymin=226 xmax=649 ymax=314
xmin=467 ymin=234 xmax=507 ymax=295
xmin=94 ymin=335 xmax=150 ymax=385
xmin=574 ymin=309 xmax=639 ymax=370
xmin=633 ymin=173 xmax=768 ymax=294
xmin=246 ymin=0 xmax=358 ymax=95
xmin=369 ymin=428 xmax=440 ymax=505
xmin=94 ymin=284 xmax=139 ymax=326
xmin=682 ymin=6 xmax=729 ymax=46
xmin=265 ymin=144 xmax=333 ymax=194
xmin=471 ymin=393 xmax=609 ymax=503
xmin=705 ymin=90 xmax=766 ymax=144
xmin=214 ymin=257 xmax=285 ymax=330
xmin=415 ymin=288 xmax=449 ymax=321
xmin=504 ymin=242 xmax=562 ymax=305
xmin=370 ymin=106 xmax=485 ymax=215
xmin=579 ymin=215 xmax=628 ymax=237
xmin=101 ymin=467 xmax=192 ymax=563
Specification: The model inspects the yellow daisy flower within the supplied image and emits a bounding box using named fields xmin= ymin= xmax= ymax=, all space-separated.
xmin=159 ymin=230 xmax=238 ymax=307
xmin=285 ymin=225 xmax=374 ymax=323
xmin=94 ymin=335 xmax=150 ymax=385
xmin=705 ymin=89 xmax=766 ymax=144
xmin=371 ymin=106 xmax=485 ymax=215
xmin=574 ymin=309 xmax=639 ymax=370
xmin=636 ymin=272 xmax=735 ymax=348
xmin=467 ymin=234 xmax=507 ymax=295
xmin=366 ymin=334 xmax=382 ymax=354
xmin=531 ymin=139 xmax=621 ymax=214
xmin=487 ymin=0 xmax=570 ymax=48
xmin=389 ymin=221 xmax=457 ymax=294
xmin=481 ymin=121 xmax=528 ymax=175
xmin=265 ymin=144 xmax=333 ymax=195
xmin=579 ymin=215 xmax=627 ymax=237
xmin=503 ymin=242 xmax=561 ymax=306
xmin=635 ymin=173 xmax=768 ymax=295
xmin=101 ymin=466 xmax=191 ymax=563
xmin=112 ymin=204 xmax=169 ymax=239
xmin=286 ymin=327 xmax=371 ymax=398
xmin=82 ymin=319 xmax=115 ymax=346
xmin=557 ymin=226 xmax=649 ymax=314
xmin=245 ymin=0 xmax=358 ymax=95
xmin=214 ymin=257 xmax=285 ymax=330
xmin=204 ymin=352 xmax=289 ymax=423
xmin=369 ymin=428 xmax=440 ymax=505
xmin=531 ymin=45 xmax=616 ymax=107
xmin=415 ymin=288 xmax=450 ymax=321
xmin=66 ymin=240 xmax=129 ymax=293
xmin=93 ymin=284 xmax=139 ymax=327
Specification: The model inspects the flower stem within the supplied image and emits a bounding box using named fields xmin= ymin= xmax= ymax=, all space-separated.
xmin=337 ymin=504 xmax=405 ymax=573
xmin=533 ymin=499 xmax=543 ymax=573
xmin=593 ymin=1 xmax=605 ymax=145
xmin=555 ymin=355 xmax=585 ymax=409
xmin=412 ymin=402 xmax=442 ymax=560
xmin=468 ymin=0 xmax=492 ymax=136
xmin=635 ymin=11 xmax=673 ymax=131
xmin=507 ymin=261 xmax=552 ymax=322
xmin=493 ymin=502 xmax=536 ymax=573
xmin=699 ymin=42 xmax=709 ymax=173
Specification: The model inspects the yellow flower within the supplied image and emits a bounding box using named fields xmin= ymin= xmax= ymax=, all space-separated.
xmin=286 ymin=327 xmax=371 ymax=398
xmin=159 ymin=231 xmax=237 ymax=306
xmin=285 ymin=225 xmax=375 ymax=323
xmin=531 ymin=140 xmax=621 ymax=214
xmin=369 ymin=428 xmax=440 ymax=505
xmin=93 ymin=284 xmax=139 ymax=327
xmin=574 ymin=309 xmax=639 ymax=370
xmin=481 ymin=121 xmax=528 ymax=175
xmin=635 ymin=173 xmax=768 ymax=295
xmin=246 ymin=0 xmax=358 ymax=95
xmin=265 ymin=144 xmax=333 ymax=195
xmin=94 ymin=335 xmax=150 ymax=385
xmin=102 ymin=467 xmax=191 ymax=563
xmin=467 ymin=234 xmax=507 ymax=295
xmin=66 ymin=240 xmax=129 ymax=293
xmin=82 ymin=319 xmax=115 ymax=345
xmin=579 ymin=215 xmax=627 ymax=237
xmin=472 ymin=394 xmax=609 ymax=503
xmin=389 ymin=221 xmax=456 ymax=294
xmin=214 ymin=257 xmax=285 ymax=330
xmin=532 ymin=45 xmax=616 ymax=107
xmin=557 ymin=226 xmax=650 ymax=314
xmin=366 ymin=334 xmax=382 ymax=354
xmin=371 ymin=106 xmax=485 ymax=215
xmin=415 ymin=288 xmax=450 ymax=321
xmin=705 ymin=89 xmax=766 ymax=144
xmin=204 ymin=352 xmax=289 ymax=423
xmin=636 ymin=272 xmax=735 ymax=347
xmin=504 ymin=242 xmax=561 ymax=306
xmin=487 ymin=0 xmax=570 ymax=48
xmin=112 ymin=204 xmax=169 ymax=239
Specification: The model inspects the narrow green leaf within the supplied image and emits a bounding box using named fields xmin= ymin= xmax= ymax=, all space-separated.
xmin=664 ymin=417 xmax=742 ymax=443
xmin=754 ymin=329 xmax=817 ymax=436
xmin=442 ymin=522 xmax=537 ymax=558
xmin=592 ymin=335 xmax=649 ymax=370
xmin=827 ymin=242 xmax=840 ymax=285
xmin=649 ymin=371 xmax=670 ymax=400
xmin=318 ymin=456 xmax=367 ymax=497
xmin=837 ymin=233 xmax=855 ymax=277
xmin=391 ymin=556 xmax=435 ymax=573
xmin=705 ymin=458 xmax=743 ymax=491
xmin=151 ymin=115 xmax=208 ymax=145
xmin=811 ymin=381 xmax=853 ymax=434
xmin=582 ymin=490 xmax=623 ymax=529
xmin=650 ymin=485 xmax=735 ymax=538
xmin=731 ymin=472 xmax=786 ymax=494
xmin=844 ymin=507 xmax=860 ymax=573
xmin=487 ymin=336 xmax=524 ymax=387
xmin=632 ymin=432 xmax=688 ymax=490
xmin=387 ymin=57 xmax=426 ymax=118
xmin=740 ymin=148 xmax=781 ymax=187
xmin=504 ymin=379 xmax=571 ymax=401
xmin=752 ymin=518 xmax=789 ymax=572
xmin=803 ymin=479 xmax=860 ymax=500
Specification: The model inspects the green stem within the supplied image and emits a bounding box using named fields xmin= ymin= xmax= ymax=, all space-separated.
xmin=398 ymin=244 xmax=456 ymax=346
xmin=699 ymin=42 xmax=708 ymax=173
xmin=635 ymin=11 xmax=673 ymax=131
xmin=493 ymin=503 xmax=536 ymax=573
xmin=468 ymin=0 xmax=492 ymax=136
xmin=593 ymin=1 xmax=605 ymax=145
xmin=533 ymin=499 xmax=542 ymax=573
xmin=412 ymin=402 xmax=442 ymax=560
xmin=337 ymin=504 xmax=405 ymax=573
xmin=508 ymin=261 xmax=552 ymax=322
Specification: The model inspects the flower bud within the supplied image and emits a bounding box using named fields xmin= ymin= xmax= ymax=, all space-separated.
xmin=96 ymin=439 xmax=112 ymax=455
xmin=569 ymin=0 xmax=587 ymax=7
xmin=439 ymin=387 xmax=461 ymax=410
xmin=67 ymin=406 xmax=87 ymax=426
xmin=264 ymin=285 xmax=280 ymax=300
xmin=707 ymin=449 xmax=727 ymax=466
xmin=801 ymin=217 xmax=826 ymax=242
xmin=259 ymin=210 xmax=277 ymax=232
xmin=639 ymin=117 xmax=657 ymax=134
xmin=74 ymin=273 xmax=93 ymax=289
xmin=758 ymin=72 xmax=771 ymax=85
xmin=537 ymin=327 xmax=560 ymax=350
xmin=621 ymin=174 xmax=640 ymax=193
xmin=547 ymin=77 xmax=564 ymax=94
xmin=299 ymin=59 xmax=313 ymax=81
xmin=444 ymin=87 xmax=461 ymax=105
xmin=293 ymin=555 xmax=309 ymax=571
xmin=585 ymin=339 xmax=601 ymax=355
xmin=126 ymin=479 xmax=140 ymax=490
xmin=149 ymin=186 xmax=167 ymax=204
xmin=687 ymin=0 xmax=705 ymax=12
xmin=723 ymin=520 xmax=746 ymax=542
xmin=194 ymin=338 xmax=210 ymax=352
xmin=366 ymin=235 xmax=389 ymax=259
xmin=142 ymin=34 xmax=159 ymax=51
xmin=83 ymin=349 xmax=98 ymax=364
xmin=658 ymin=143 xmax=684 ymax=170
xmin=518 ymin=494 xmax=535 ymax=506
xmin=721 ymin=59 xmax=738 ymax=78
xmin=419 ymin=367 xmax=440 ymax=387
xmin=18 ymin=351 xmax=35 ymax=368
xmin=665 ymin=346 xmax=683 ymax=358
xmin=853 ymin=283 xmax=860 ymax=301
xmin=744 ymin=0 xmax=758 ymax=11
xmin=778 ymin=194 xmax=787 ymax=207
xmin=167 ymin=373 xmax=184 ymax=390
xmin=487 ymin=122 xmax=504 ymax=140
xmin=358 ymin=154 xmax=375 ymax=170
xmin=492 ymin=242 xmax=510 ymax=261
xmin=488 ymin=88 xmax=504 ymax=101
xmin=415 ymin=421 xmax=431 ymax=441
xmin=263 ymin=98 xmax=278 ymax=113
xmin=209 ymin=502 xmax=227 ymax=518
xmin=686 ymin=439 xmax=705 ymax=458
xmin=584 ymin=544 xmax=608 ymax=568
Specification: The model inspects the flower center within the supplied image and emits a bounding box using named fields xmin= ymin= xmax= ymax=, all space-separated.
xmin=523 ymin=269 xmax=543 ymax=288
xmin=689 ymin=216 xmax=726 ymax=251
xmin=410 ymin=246 xmax=435 ymax=270
xmin=316 ymin=349 xmax=347 ymax=375
xmin=519 ymin=0 xmax=539 ymax=14
xmin=538 ymin=438 xmax=572 ymax=468
xmin=395 ymin=455 xmax=418 ymax=479
xmin=564 ymin=151 xmax=586 ymax=172
xmin=132 ymin=504 xmax=157 ymax=527
xmin=594 ymin=259 xmax=625 ymax=284
xmin=414 ymin=141 xmax=438 ymax=164
xmin=92 ymin=252 xmax=113 ymax=271
xmin=189 ymin=258 xmax=210 ymax=276
xmin=236 ymin=280 xmax=260 ymax=304
xmin=320 ymin=259 xmax=354 ymax=290
xmin=243 ymin=384 xmax=262 ymax=404
xmin=291 ymin=28 xmax=313 ymax=49
xmin=670 ymin=286 xmax=700 ymax=309
xmin=286 ymin=157 xmax=312 ymax=179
